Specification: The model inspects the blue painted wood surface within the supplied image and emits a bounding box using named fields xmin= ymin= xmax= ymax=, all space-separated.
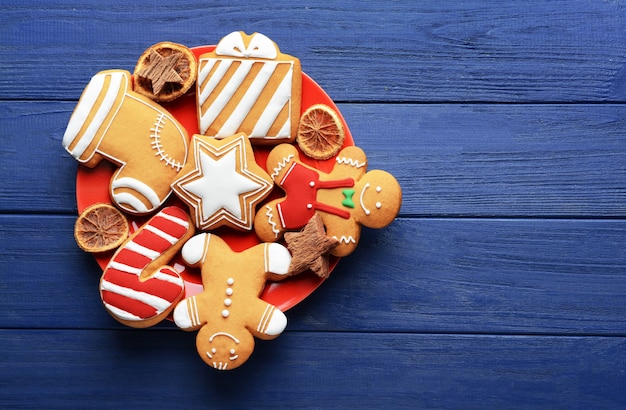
xmin=1 ymin=1 xmax=626 ymax=408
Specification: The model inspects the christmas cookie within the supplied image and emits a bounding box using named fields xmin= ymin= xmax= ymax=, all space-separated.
xmin=255 ymin=144 xmax=402 ymax=257
xmin=196 ymin=31 xmax=302 ymax=144
xmin=133 ymin=41 xmax=197 ymax=102
xmin=62 ymin=69 xmax=189 ymax=215
xmin=99 ymin=206 xmax=195 ymax=328
xmin=173 ymin=233 xmax=292 ymax=370
xmin=171 ymin=132 xmax=273 ymax=231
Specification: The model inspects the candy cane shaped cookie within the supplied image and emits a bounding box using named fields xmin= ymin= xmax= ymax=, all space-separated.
xmin=99 ymin=206 xmax=195 ymax=328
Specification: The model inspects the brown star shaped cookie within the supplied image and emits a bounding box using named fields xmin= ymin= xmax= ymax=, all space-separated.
xmin=284 ymin=214 xmax=339 ymax=278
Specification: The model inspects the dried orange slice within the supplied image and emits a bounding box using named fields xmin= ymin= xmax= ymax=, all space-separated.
xmin=133 ymin=41 xmax=197 ymax=102
xmin=296 ymin=104 xmax=345 ymax=160
xmin=74 ymin=203 xmax=129 ymax=253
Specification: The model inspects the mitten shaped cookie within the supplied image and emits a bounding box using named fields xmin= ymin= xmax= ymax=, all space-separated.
xmin=100 ymin=206 xmax=195 ymax=328
xmin=62 ymin=69 xmax=188 ymax=215
xmin=255 ymin=144 xmax=402 ymax=257
xmin=173 ymin=233 xmax=292 ymax=370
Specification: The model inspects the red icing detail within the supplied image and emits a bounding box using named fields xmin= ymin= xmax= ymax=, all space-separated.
xmin=100 ymin=207 xmax=189 ymax=321
xmin=101 ymin=289 xmax=159 ymax=319
xmin=104 ymin=267 xmax=183 ymax=301
xmin=113 ymin=248 xmax=152 ymax=269
xmin=276 ymin=162 xmax=354 ymax=229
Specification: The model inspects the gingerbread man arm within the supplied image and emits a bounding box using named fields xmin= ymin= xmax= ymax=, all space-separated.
xmin=331 ymin=146 xmax=368 ymax=181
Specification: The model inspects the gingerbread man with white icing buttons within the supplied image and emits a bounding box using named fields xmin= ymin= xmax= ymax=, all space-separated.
xmin=173 ymin=233 xmax=292 ymax=370
xmin=254 ymin=144 xmax=402 ymax=257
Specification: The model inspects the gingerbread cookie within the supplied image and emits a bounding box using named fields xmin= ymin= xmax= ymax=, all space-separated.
xmin=255 ymin=144 xmax=402 ymax=257
xmin=171 ymin=133 xmax=273 ymax=231
xmin=173 ymin=233 xmax=292 ymax=370
xmin=99 ymin=206 xmax=195 ymax=328
xmin=62 ymin=69 xmax=189 ymax=215
xmin=196 ymin=31 xmax=302 ymax=144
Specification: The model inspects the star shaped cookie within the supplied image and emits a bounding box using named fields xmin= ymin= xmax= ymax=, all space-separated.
xmin=171 ymin=133 xmax=273 ymax=231
xmin=284 ymin=214 xmax=339 ymax=278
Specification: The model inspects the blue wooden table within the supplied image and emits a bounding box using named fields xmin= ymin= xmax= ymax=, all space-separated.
xmin=2 ymin=1 xmax=626 ymax=408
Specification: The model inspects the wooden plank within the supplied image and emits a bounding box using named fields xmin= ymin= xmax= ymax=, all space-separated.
xmin=2 ymin=0 xmax=626 ymax=102
xmin=2 ymin=101 xmax=625 ymax=217
xmin=2 ymin=215 xmax=625 ymax=335
xmin=1 ymin=329 xmax=625 ymax=408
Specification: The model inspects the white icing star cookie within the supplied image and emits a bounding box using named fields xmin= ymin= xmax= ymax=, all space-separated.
xmin=171 ymin=133 xmax=273 ymax=231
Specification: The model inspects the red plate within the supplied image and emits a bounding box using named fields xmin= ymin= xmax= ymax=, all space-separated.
xmin=75 ymin=45 xmax=354 ymax=311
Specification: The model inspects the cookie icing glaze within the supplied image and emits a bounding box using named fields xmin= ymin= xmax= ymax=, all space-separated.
xmin=171 ymin=133 xmax=273 ymax=231
xmin=99 ymin=206 xmax=194 ymax=328
xmin=196 ymin=31 xmax=301 ymax=144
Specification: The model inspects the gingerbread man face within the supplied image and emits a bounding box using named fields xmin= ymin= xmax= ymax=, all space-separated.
xmin=254 ymin=144 xmax=402 ymax=257
xmin=173 ymin=233 xmax=291 ymax=370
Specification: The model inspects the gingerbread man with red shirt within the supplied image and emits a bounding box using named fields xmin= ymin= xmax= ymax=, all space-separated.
xmin=255 ymin=144 xmax=402 ymax=257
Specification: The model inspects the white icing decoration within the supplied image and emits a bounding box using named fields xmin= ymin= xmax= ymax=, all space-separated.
xmin=102 ymin=303 xmax=141 ymax=321
xmin=112 ymin=192 xmax=149 ymax=214
xmin=108 ymin=261 xmax=142 ymax=275
xmin=144 ymin=225 xmax=178 ymax=244
xmin=181 ymin=233 xmax=210 ymax=266
xmin=111 ymin=177 xmax=161 ymax=209
xmin=221 ymin=309 xmax=230 ymax=318
xmin=249 ymin=65 xmax=293 ymax=138
xmin=197 ymin=54 xmax=294 ymax=139
xmin=150 ymin=113 xmax=184 ymax=171
xmin=124 ymin=240 xmax=161 ymax=260
xmin=224 ymin=298 xmax=232 ymax=307
xmin=336 ymin=156 xmax=366 ymax=169
xmin=360 ymin=183 xmax=371 ymax=216
xmin=265 ymin=205 xmax=280 ymax=238
xmin=227 ymin=278 xmax=234 ymax=285
xmin=216 ymin=61 xmax=279 ymax=137
xmin=64 ymin=71 xmax=126 ymax=160
xmin=157 ymin=211 xmax=190 ymax=228
xmin=376 ymin=202 xmax=382 ymax=209
xmin=173 ymin=296 xmax=200 ymax=329
xmin=376 ymin=186 xmax=382 ymax=193
xmin=333 ymin=235 xmax=357 ymax=244
xmin=209 ymin=332 xmax=240 ymax=344
xmin=257 ymin=305 xmax=287 ymax=335
xmin=226 ymin=288 xmax=233 ymax=296
xmin=100 ymin=279 xmax=171 ymax=315
xmin=215 ymin=31 xmax=278 ymax=59
xmin=182 ymin=148 xmax=262 ymax=222
xmin=265 ymin=243 xmax=291 ymax=275
xmin=270 ymin=154 xmax=294 ymax=179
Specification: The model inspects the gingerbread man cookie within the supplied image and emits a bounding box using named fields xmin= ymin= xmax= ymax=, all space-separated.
xmin=255 ymin=144 xmax=402 ymax=257
xmin=62 ymin=69 xmax=188 ymax=215
xmin=171 ymin=133 xmax=274 ymax=231
xmin=173 ymin=233 xmax=292 ymax=370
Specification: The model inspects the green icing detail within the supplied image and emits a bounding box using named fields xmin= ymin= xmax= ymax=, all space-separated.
xmin=342 ymin=189 xmax=355 ymax=208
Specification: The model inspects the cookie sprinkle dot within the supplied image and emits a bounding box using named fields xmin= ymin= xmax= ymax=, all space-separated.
xmin=221 ymin=309 xmax=230 ymax=318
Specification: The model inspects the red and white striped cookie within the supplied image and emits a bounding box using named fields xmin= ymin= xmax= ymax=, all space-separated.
xmin=99 ymin=206 xmax=194 ymax=328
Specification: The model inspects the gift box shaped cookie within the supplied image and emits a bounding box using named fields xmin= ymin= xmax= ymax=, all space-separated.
xmin=196 ymin=31 xmax=302 ymax=144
